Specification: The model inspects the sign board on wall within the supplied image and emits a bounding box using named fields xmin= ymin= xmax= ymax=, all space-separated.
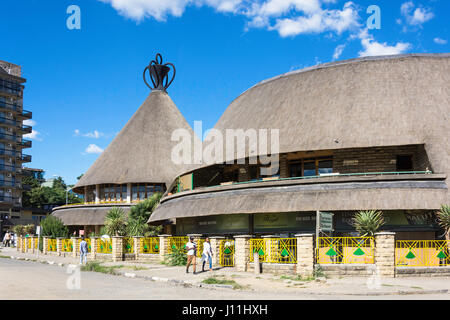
xmin=317 ymin=211 xmax=334 ymax=232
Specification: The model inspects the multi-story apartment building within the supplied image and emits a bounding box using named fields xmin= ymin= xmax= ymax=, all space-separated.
xmin=0 ymin=60 xmax=32 ymax=236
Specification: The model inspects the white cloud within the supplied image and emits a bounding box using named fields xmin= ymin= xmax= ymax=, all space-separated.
xmin=332 ymin=44 xmax=345 ymax=60
xmin=434 ymin=37 xmax=447 ymax=45
xmin=400 ymin=1 xmax=434 ymax=27
xmin=74 ymin=129 xmax=104 ymax=138
xmin=358 ymin=29 xmax=411 ymax=57
xmin=269 ymin=2 xmax=360 ymax=37
xmin=99 ymin=0 xmax=360 ymax=37
xmin=84 ymin=144 xmax=104 ymax=154
xmin=24 ymin=130 xmax=42 ymax=141
xmin=23 ymin=119 xmax=36 ymax=126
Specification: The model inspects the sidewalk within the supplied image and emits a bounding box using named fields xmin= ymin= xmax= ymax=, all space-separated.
xmin=2 ymin=247 xmax=450 ymax=297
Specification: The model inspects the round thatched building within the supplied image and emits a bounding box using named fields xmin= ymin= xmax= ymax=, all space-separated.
xmin=149 ymin=53 xmax=450 ymax=240
xmin=52 ymin=55 xmax=198 ymax=235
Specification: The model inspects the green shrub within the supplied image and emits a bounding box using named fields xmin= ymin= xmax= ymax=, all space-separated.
xmin=104 ymin=207 xmax=127 ymax=236
xmin=437 ymin=204 xmax=450 ymax=240
xmin=40 ymin=216 xmax=69 ymax=238
xmin=165 ymin=247 xmax=187 ymax=266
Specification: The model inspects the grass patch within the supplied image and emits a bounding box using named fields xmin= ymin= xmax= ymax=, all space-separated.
xmin=202 ymin=277 xmax=247 ymax=290
xmin=411 ymin=286 xmax=423 ymax=290
xmin=280 ymin=275 xmax=315 ymax=282
xmin=80 ymin=261 xmax=123 ymax=275
xmin=0 ymin=255 xmax=11 ymax=259
xmin=381 ymin=284 xmax=395 ymax=287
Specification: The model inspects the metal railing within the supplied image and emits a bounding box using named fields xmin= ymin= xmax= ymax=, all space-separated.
xmin=395 ymin=240 xmax=450 ymax=267
xmin=316 ymin=237 xmax=375 ymax=264
xmin=140 ymin=237 xmax=159 ymax=254
xmin=167 ymin=236 xmax=189 ymax=254
xmin=0 ymin=100 xmax=20 ymax=111
xmin=97 ymin=238 xmax=112 ymax=254
xmin=47 ymin=238 xmax=57 ymax=252
xmin=123 ymin=237 xmax=134 ymax=254
xmin=249 ymin=238 xmax=297 ymax=264
xmin=20 ymin=139 xmax=32 ymax=148
xmin=62 ymin=239 xmax=73 ymax=252
xmin=219 ymin=239 xmax=235 ymax=267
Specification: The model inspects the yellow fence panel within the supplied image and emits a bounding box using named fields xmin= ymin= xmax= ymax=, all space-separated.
xmin=62 ymin=239 xmax=73 ymax=252
xmin=249 ymin=238 xmax=297 ymax=264
xmin=140 ymin=237 xmax=160 ymax=254
xmin=316 ymin=237 xmax=375 ymax=264
xmin=395 ymin=240 xmax=450 ymax=267
xmin=219 ymin=239 xmax=235 ymax=267
xmin=47 ymin=239 xmax=57 ymax=252
xmin=196 ymin=239 xmax=205 ymax=258
xmin=97 ymin=238 xmax=112 ymax=254
xmin=168 ymin=237 xmax=189 ymax=254
xmin=123 ymin=237 xmax=134 ymax=254
xmin=26 ymin=238 xmax=31 ymax=249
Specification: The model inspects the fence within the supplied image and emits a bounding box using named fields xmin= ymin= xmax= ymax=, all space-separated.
xmin=196 ymin=239 xmax=205 ymax=258
xmin=26 ymin=237 xmax=31 ymax=249
xmin=140 ymin=237 xmax=159 ymax=254
xmin=219 ymin=239 xmax=235 ymax=267
xmin=395 ymin=240 xmax=450 ymax=267
xmin=97 ymin=238 xmax=112 ymax=254
xmin=249 ymin=238 xmax=297 ymax=264
xmin=123 ymin=237 xmax=134 ymax=254
xmin=47 ymin=239 xmax=57 ymax=252
xmin=316 ymin=237 xmax=375 ymax=264
xmin=167 ymin=237 xmax=189 ymax=254
xmin=62 ymin=239 xmax=73 ymax=252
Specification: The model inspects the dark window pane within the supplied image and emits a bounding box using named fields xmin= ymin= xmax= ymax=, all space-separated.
xmin=304 ymin=162 xmax=316 ymax=176
xmin=318 ymin=160 xmax=333 ymax=174
xmin=397 ymin=155 xmax=413 ymax=171
xmin=289 ymin=162 xmax=302 ymax=177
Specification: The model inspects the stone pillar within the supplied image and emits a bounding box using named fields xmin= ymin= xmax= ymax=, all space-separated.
xmin=134 ymin=236 xmax=142 ymax=260
xmin=375 ymin=232 xmax=396 ymax=278
xmin=71 ymin=237 xmax=78 ymax=257
xmin=91 ymin=237 xmax=97 ymax=259
xmin=56 ymin=237 xmax=63 ymax=256
xmin=158 ymin=235 xmax=170 ymax=262
xmin=21 ymin=237 xmax=26 ymax=253
xmin=209 ymin=236 xmax=224 ymax=266
xmin=234 ymin=235 xmax=252 ymax=272
xmin=112 ymin=236 xmax=123 ymax=262
xmin=31 ymin=236 xmax=37 ymax=253
xmin=43 ymin=237 xmax=49 ymax=255
xmin=16 ymin=237 xmax=21 ymax=251
xmin=296 ymin=233 xmax=315 ymax=277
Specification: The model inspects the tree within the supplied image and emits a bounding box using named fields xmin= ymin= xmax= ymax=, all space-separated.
xmin=40 ymin=216 xmax=69 ymax=238
xmin=351 ymin=210 xmax=385 ymax=237
xmin=436 ymin=204 xmax=450 ymax=240
xmin=77 ymin=174 xmax=84 ymax=180
xmin=127 ymin=193 xmax=163 ymax=236
xmin=104 ymin=207 xmax=127 ymax=236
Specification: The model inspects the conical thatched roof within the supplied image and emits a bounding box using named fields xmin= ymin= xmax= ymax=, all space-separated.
xmin=74 ymin=90 xmax=199 ymax=192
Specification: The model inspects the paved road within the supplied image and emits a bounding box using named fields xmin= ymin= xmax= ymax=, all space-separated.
xmin=1 ymin=258 xmax=449 ymax=300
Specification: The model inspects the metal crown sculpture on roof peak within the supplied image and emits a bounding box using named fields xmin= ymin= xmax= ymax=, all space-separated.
xmin=143 ymin=53 xmax=176 ymax=92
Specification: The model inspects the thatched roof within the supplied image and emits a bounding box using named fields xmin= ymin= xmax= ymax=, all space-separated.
xmin=150 ymin=53 xmax=450 ymax=222
xmin=74 ymin=90 xmax=199 ymax=192
xmin=201 ymin=54 xmax=450 ymax=172
xmin=53 ymin=205 xmax=132 ymax=226
xmin=149 ymin=174 xmax=448 ymax=222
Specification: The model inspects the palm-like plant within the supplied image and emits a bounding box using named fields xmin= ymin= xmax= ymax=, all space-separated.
xmin=104 ymin=207 xmax=127 ymax=236
xmin=127 ymin=193 xmax=163 ymax=236
xmin=351 ymin=210 xmax=385 ymax=237
xmin=436 ymin=204 xmax=450 ymax=240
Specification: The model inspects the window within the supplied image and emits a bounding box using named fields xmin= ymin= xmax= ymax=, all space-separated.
xmin=288 ymin=157 xmax=333 ymax=177
xmin=288 ymin=161 xmax=302 ymax=178
xmin=303 ymin=161 xmax=316 ymax=176
xmin=249 ymin=165 xmax=259 ymax=180
xmin=397 ymin=155 xmax=413 ymax=171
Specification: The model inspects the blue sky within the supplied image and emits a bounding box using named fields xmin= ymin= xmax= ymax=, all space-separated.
xmin=0 ymin=0 xmax=448 ymax=184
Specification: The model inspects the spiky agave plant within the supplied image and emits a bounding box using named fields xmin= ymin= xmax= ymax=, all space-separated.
xmin=104 ymin=207 xmax=127 ymax=236
xmin=351 ymin=210 xmax=385 ymax=237
xmin=436 ymin=204 xmax=450 ymax=240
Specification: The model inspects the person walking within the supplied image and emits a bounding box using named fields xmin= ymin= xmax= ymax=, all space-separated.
xmin=4 ymin=231 xmax=11 ymax=247
xmin=185 ymin=237 xmax=197 ymax=275
xmin=79 ymin=236 xmax=88 ymax=265
xmin=201 ymin=237 xmax=213 ymax=272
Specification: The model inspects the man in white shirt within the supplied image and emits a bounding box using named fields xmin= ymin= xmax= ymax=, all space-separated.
xmin=185 ymin=237 xmax=197 ymax=274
